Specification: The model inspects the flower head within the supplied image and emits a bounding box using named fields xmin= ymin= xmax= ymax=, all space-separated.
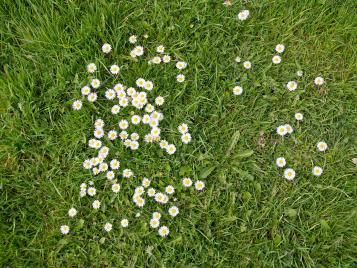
xmin=275 ymin=44 xmax=285 ymax=53
xmin=102 ymin=43 xmax=112 ymax=53
xmin=158 ymin=226 xmax=169 ymax=237
xmin=317 ymin=141 xmax=328 ymax=152
xmin=233 ymin=86 xmax=243 ymax=95
xmin=284 ymin=168 xmax=296 ymax=180
xmin=87 ymin=63 xmax=97 ymax=73
xmin=314 ymin=76 xmax=325 ymax=86
xmin=276 ymin=157 xmax=286 ymax=168
xmin=60 ymin=225 xmax=70 ymax=235
xmin=68 ymin=208 xmax=77 ymax=218
xmin=238 ymin=10 xmax=250 ymax=21
xmin=104 ymin=223 xmax=112 ymax=232
xmin=72 ymin=100 xmax=82 ymax=110
xmin=312 ymin=166 xmax=323 ymax=176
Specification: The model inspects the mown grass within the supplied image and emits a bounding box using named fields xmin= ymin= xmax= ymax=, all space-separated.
xmin=0 ymin=0 xmax=356 ymax=267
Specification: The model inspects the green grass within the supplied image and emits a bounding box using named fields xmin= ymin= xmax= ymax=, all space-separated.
xmin=1 ymin=0 xmax=356 ymax=266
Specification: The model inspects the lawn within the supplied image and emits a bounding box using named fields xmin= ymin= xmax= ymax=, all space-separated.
xmin=0 ymin=0 xmax=356 ymax=267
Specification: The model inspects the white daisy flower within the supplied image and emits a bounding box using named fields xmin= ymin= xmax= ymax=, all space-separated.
xmin=72 ymin=100 xmax=82 ymax=110
xmin=156 ymin=45 xmax=165 ymax=53
xmin=131 ymin=115 xmax=141 ymax=125
xmin=295 ymin=113 xmax=303 ymax=121
xmin=110 ymin=159 xmax=120 ymax=170
xmin=182 ymin=178 xmax=192 ymax=187
xmin=312 ymin=166 xmax=323 ymax=176
xmin=176 ymin=61 xmax=187 ymax=70
xmin=150 ymin=218 xmax=160 ymax=229
xmin=151 ymin=127 xmax=161 ymax=137
xmin=60 ymin=225 xmax=70 ymax=235
xmin=68 ymin=208 xmax=77 ymax=218
xmin=181 ymin=133 xmax=192 ymax=144
xmin=110 ymin=64 xmax=120 ymax=75
xmin=126 ymin=87 xmax=136 ymax=97
xmin=119 ymin=120 xmax=129 ymax=130
xmin=142 ymin=178 xmax=151 ymax=188
xmin=272 ymin=55 xmax=281 ymax=64
xmin=152 ymin=56 xmax=161 ymax=64
xmin=134 ymin=46 xmax=144 ymax=56
xmin=99 ymin=163 xmax=108 ymax=172
xmin=87 ymin=92 xmax=98 ymax=102
xmin=135 ymin=186 xmax=145 ymax=195
xmin=144 ymin=134 xmax=154 ymax=143
xmin=119 ymin=131 xmax=129 ymax=140
xmin=95 ymin=119 xmax=104 ymax=128
xmin=275 ymin=44 xmax=285 ymax=53
xmin=102 ymin=43 xmax=112 ymax=53
xmin=123 ymin=169 xmax=133 ymax=178
xmin=121 ymin=219 xmax=129 ymax=227
xmin=317 ymin=141 xmax=328 ymax=152
xmin=130 ymin=140 xmax=139 ymax=150
xmin=129 ymin=35 xmax=137 ymax=44
xmin=94 ymin=128 xmax=104 ymax=139
xmin=145 ymin=104 xmax=155 ymax=113
xmin=297 ymin=70 xmax=303 ymax=77
xmin=195 ymin=180 xmax=205 ymax=191
xmin=130 ymin=50 xmax=137 ymax=58
xmin=136 ymin=78 xmax=146 ymax=88
xmin=152 ymin=212 xmax=161 ymax=220
xmin=238 ymin=9 xmax=250 ymax=21
xmin=314 ymin=76 xmax=325 ymax=86
xmin=119 ymin=97 xmax=129 ymax=107
xmin=165 ymin=185 xmax=175 ymax=195
xmin=80 ymin=189 xmax=86 ymax=197
xmin=108 ymin=130 xmax=117 ymax=140
xmin=92 ymin=167 xmax=100 ymax=175
xmin=168 ymin=206 xmax=179 ymax=217
xmin=155 ymin=96 xmax=164 ymax=106
xmin=233 ymin=86 xmax=243 ymax=95
xmin=286 ymin=81 xmax=298 ymax=91
xmin=158 ymin=226 xmax=169 ymax=237
xmin=112 ymin=183 xmax=121 ymax=193
xmin=176 ymin=74 xmax=185 ymax=83
xmin=178 ymin=123 xmax=189 ymax=134
xmin=277 ymin=125 xmax=287 ymax=136
xmin=162 ymin=55 xmax=171 ymax=63
xmin=243 ymin=61 xmax=251 ymax=69
xmin=147 ymin=188 xmax=156 ymax=197
xmin=134 ymin=196 xmax=145 ymax=207
xmin=276 ymin=157 xmax=286 ymax=168
xmin=104 ymin=223 xmax=112 ymax=232
xmin=106 ymin=171 xmax=115 ymax=180
xmin=87 ymin=63 xmax=97 ymax=73
xmin=81 ymin=86 xmax=91 ymax=95
xmin=159 ymin=140 xmax=169 ymax=149
xmin=235 ymin=56 xmax=241 ymax=63
xmin=166 ymin=144 xmax=176 ymax=155
xmin=284 ymin=124 xmax=294 ymax=134
xmin=87 ymin=187 xmax=96 ymax=196
xmin=284 ymin=168 xmax=296 ymax=180
xmin=144 ymin=81 xmax=154 ymax=91
xmin=83 ymin=159 xmax=92 ymax=169
xmin=92 ymin=200 xmax=101 ymax=209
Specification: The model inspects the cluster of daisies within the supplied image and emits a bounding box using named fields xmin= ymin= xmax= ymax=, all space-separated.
xmin=64 ymin=36 xmax=206 ymax=237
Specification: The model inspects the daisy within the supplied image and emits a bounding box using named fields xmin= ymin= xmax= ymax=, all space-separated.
xmin=119 ymin=131 xmax=129 ymax=140
xmin=295 ymin=113 xmax=303 ymax=121
xmin=106 ymin=171 xmax=115 ymax=180
xmin=166 ymin=144 xmax=176 ymax=155
xmin=72 ymin=100 xmax=82 ymax=110
xmin=112 ymin=183 xmax=121 ymax=193
xmin=238 ymin=9 xmax=250 ymax=21
xmin=142 ymin=178 xmax=151 ymax=188
xmin=168 ymin=206 xmax=179 ymax=217
xmin=275 ymin=44 xmax=285 ymax=53
xmin=286 ymin=81 xmax=298 ymax=91
xmin=277 ymin=125 xmax=287 ymax=136
xmin=87 ymin=92 xmax=98 ymax=102
xmin=144 ymin=81 xmax=154 ymax=91
xmin=284 ymin=124 xmax=294 ymax=134
xmin=99 ymin=146 xmax=109 ymax=156
xmin=136 ymin=78 xmax=146 ymax=88
xmin=154 ymin=192 xmax=165 ymax=203
xmin=92 ymin=167 xmax=100 ymax=175
xmin=94 ymin=128 xmax=104 ymax=139
xmin=119 ymin=97 xmax=129 ymax=107
xmin=243 ymin=61 xmax=251 ymax=69
xmin=87 ymin=187 xmax=96 ymax=196
xmin=165 ymin=185 xmax=175 ymax=195
xmin=235 ymin=56 xmax=241 ymax=63
xmin=135 ymin=186 xmax=145 ymax=195
xmin=297 ymin=70 xmax=303 ymax=77
xmin=272 ymin=55 xmax=281 ymax=64
xmin=130 ymin=50 xmax=137 ymax=58
xmin=119 ymin=120 xmax=129 ymax=130
xmin=150 ymin=218 xmax=160 ymax=229
xmin=104 ymin=223 xmax=112 ymax=232
xmin=195 ymin=180 xmax=205 ymax=191
xmin=110 ymin=64 xmax=120 ymax=75
xmin=60 ymin=225 xmax=70 ymax=235
xmin=123 ymin=169 xmax=133 ymax=178
xmin=176 ymin=74 xmax=185 ymax=83
xmin=131 ymin=115 xmax=141 ymax=125
xmin=284 ymin=168 xmax=296 ymax=180
xmin=80 ymin=189 xmax=86 ymax=197
xmin=102 ymin=43 xmax=112 ymax=53
xmin=68 ymin=208 xmax=77 ymax=218
xmin=83 ymin=159 xmax=92 ymax=169
xmin=182 ymin=177 xmax=192 ymax=187
xmin=147 ymin=188 xmax=156 ymax=197
xmin=155 ymin=96 xmax=164 ymax=106
xmin=233 ymin=86 xmax=243 ymax=95
xmin=314 ymin=76 xmax=325 ymax=86
xmin=158 ymin=226 xmax=169 ymax=237
xmin=108 ymin=130 xmax=118 ymax=140
xmin=81 ymin=86 xmax=91 ymax=95
xmin=99 ymin=162 xmax=108 ymax=172
xmin=145 ymin=104 xmax=155 ymax=113
xmin=178 ymin=123 xmax=188 ymax=134
xmin=126 ymin=87 xmax=136 ymax=96
xmin=134 ymin=196 xmax=145 ymax=207
xmin=152 ymin=56 xmax=161 ymax=64
xmin=156 ymin=45 xmax=165 ymax=53
xmin=159 ymin=140 xmax=169 ymax=149
xmin=91 ymin=79 xmax=101 ymax=89
xmin=153 ymin=212 xmax=161 ymax=220
xmin=144 ymin=134 xmax=154 ymax=143
xmin=95 ymin=119 xmax=105 ymax=128
xmin=317 ymin=141 xmax=328 ymax=152
xmin=110 ymin=159 xmax=120 ymax=169
xmin=129 ymin=35 xmax=137 ymax=44
xmin=92 ymin=200 xmax=101 ymax=209
xmin=176 ymin=61 xmax=187 ymax=70
xmin=134 ymin=46 xmax=144 ymax=56
xmin=312 ymin=166 xmax=323 ymax=176
xmin=151 ymin=127 xmax=161 ymax=137
xmin=181 ymin=133 xmax=192 ymax=144
xmin=121 ymin=219 xmax=129 ymax=227
xmin=162 ymin=55 xmax=171 ymax=63
xmin=130 ymin=140 xmax=139 ymax=150
xmin=276 ymin=157 xmax=286 ymax=168
xmin=87 ymin=63 xmax=97 ymax=73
